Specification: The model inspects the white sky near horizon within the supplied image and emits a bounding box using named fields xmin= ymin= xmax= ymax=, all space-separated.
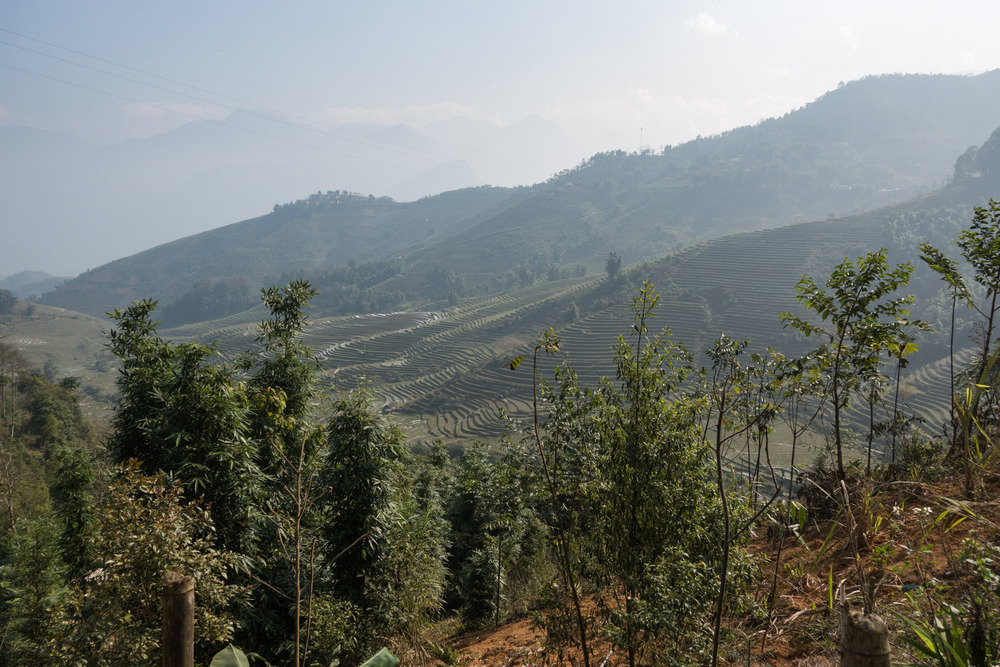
xmin=3 ymin=1 xmax=1000 ymax=277
xmin=2 ymin=0 xmax=998 ymax=148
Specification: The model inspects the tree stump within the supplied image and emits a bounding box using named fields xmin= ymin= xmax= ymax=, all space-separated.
xmin=840 ymin=600 xmax=889 ymax=667
xmin=162 ymin=571 xmax=195 ymax=667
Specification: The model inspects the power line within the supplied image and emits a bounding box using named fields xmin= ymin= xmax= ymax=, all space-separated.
xmin=0 ymin=27 xmax=534 ymax=184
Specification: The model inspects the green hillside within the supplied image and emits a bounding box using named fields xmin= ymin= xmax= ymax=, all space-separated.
xmin=325 ymin=170 xmax=1000 ymax=446
xmin=18 ymin=73 xmax=1000 ymax=463
xmin=43 ymin=72 xmax=1000 ymax=318
xmin=42 ymin=186 xmax=525 ymax=316
xmin=12 ymin=139 xmax=1000 ymax=454
xmin=116 ymin=170 xmax=988 ymax=455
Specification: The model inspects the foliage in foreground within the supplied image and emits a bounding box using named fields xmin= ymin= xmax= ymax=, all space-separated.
xmin=506 ymin=284 xmax=749 ymax=667
xmin=4 ymin=197 xmax=1000 ymax=664
xmin=2 ymin=464 xmax=242 ymax=665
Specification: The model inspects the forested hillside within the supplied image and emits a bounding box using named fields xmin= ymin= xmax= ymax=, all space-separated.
xmin=42 ymin=72 xmax=1000 ymax=319
xmin=128 ymin=128 xmax=996 ymax=451
xmin=41 ymin=186 xmax=526 ymax=317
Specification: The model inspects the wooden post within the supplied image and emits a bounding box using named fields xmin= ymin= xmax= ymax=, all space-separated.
xmin=840 ymin=598 xmax=889 ymax=667
xmin=162 ymin=571 xmax=195 ymax=667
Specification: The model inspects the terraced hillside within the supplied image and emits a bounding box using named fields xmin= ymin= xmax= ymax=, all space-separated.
xmin=158 ymin=198 xmax=976 ymax=456
xmin=158 ymin=276 xmax=597 ymax=441
xmin=20 ymin=134 xmax=1000 ymax=459
xmin=379 ymin=198 xmax=989 ymax=448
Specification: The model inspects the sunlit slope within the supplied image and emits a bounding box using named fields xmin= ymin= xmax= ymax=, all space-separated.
xmin=364 ymin=73 xmax=1000 ymax=306
xmin=385 ymin=194 xmax=993 ymax=445
xmin=34 ymin=133 xmax=999 ymax=448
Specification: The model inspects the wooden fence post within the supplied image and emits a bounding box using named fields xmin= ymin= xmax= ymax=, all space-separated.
xmin=163 ymin=571 xmax=195 ymax=667
xmin=840 ymin=598 xmax=890 ymax=667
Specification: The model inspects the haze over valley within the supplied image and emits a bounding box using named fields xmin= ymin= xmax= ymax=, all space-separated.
xmin=5 ymin=1 xmax=1000 ymax=277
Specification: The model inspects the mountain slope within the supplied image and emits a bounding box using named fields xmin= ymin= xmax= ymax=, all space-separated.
xmin=42 ymin=186 xmax=525 ymax=316
xmin=16 ymin=130 xmax=1000 ymax=452
xmin=43 ymin=72 xmax=1000 ymax=319
xmin=135 ymin=150 xmax=998 ymax=449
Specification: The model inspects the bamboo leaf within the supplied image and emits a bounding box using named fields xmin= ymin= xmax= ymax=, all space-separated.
xmin=210 ymin=645 xmax=251 ymax=667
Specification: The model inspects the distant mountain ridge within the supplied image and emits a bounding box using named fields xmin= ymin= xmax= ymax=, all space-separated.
xmin=0 ymin=271 xmax=67 ymax=299
xmin=2 ymin=108 xmax=597 ymax=276
xmin=40 ymin=71 xmax=1000 ymax=317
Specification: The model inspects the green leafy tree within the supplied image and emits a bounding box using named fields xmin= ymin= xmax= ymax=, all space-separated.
xmin=781 ymin=249 xmax=926 ymax=482
xmin=49 ymin=445 xmax=95 ymax=579
xmin=513 ymin=285 xmax=734 ymax=666
xmin=320 ymin=387 xmax=413 ymax=654
xmin=920 ymin=200 xmax=1000 ymax=493
xmin=591 ymin=284 xmax=725 ymax=666
xmin=252 ymin=420 xmax=333 ymax=667
xmin=318 ymin=389 xmax=449 ymax=660
xmin=703 ymin=335 xmax=776 ymax=666
xmin=58 ymin=464 xmax=242 ymax=666
xmin=107 ymin=300 xmax=262 ymax=555
xmin=956 ymin=202 xmax=1000 ymax=393
xmin=2 ymin=464 xmax=243 ymax=666
xmin=102 ymin=282 xmax=451 ymax=662
xmin=240 ymin=279 xmax=319 ymax=426
xmin=380 ymin=463 xmax=450 ymax=649
xmin=0 ymin=517 xmax=66 ymax=665
xmin=507 ymin=329 xmax=593 ymax=666
xmin=448 ymin=443 xmax=542 ymax=628
xmin=0 ymin=340 xmax=28 ymax=441
xmin=606 ymin=251 xmax=623 ymax=281
xmin=0 ymin=365 xmax=98 ymax=539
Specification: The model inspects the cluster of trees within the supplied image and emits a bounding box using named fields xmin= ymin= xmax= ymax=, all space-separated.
xmin=0 ymin=339 xmax=98 ymax=532
xmin=160 ymin=257 xmax=411 ymax=329
xmin=310 ymin=258 xmax=406 ymax=315
xmin=0 ymin=278 xmax=751 ymax=665
xmin=159 ymin=277 xmax=257 ymax=327
xmin=0 ymin=289 xmax=17 ymax=316
xmin=0 ymin=283 xmax=447 ymax=665
xmin=2 ymin=202 xmax=1000 ymax=664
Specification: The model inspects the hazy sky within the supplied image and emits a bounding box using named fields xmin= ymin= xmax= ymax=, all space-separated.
xmin=3 ymin=1 xmax=998 ymax=147
xmin=2 ymin=1 xmax=1000 ymax=277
